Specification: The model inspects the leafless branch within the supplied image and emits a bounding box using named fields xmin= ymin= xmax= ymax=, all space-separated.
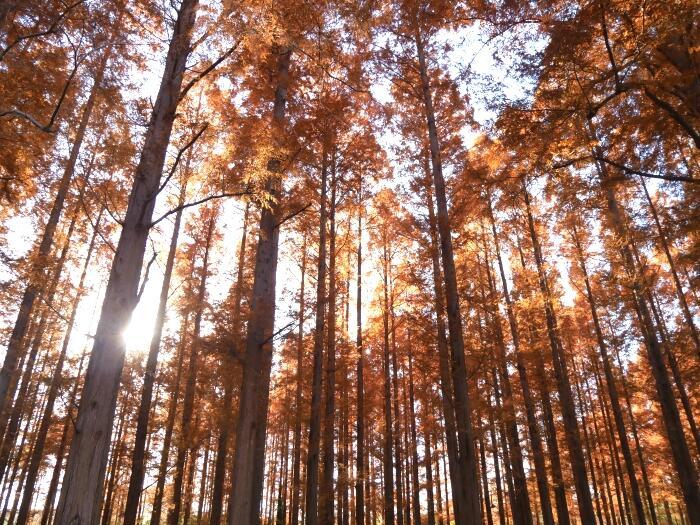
xmin=137 ymin=249 xmax=158 ymax=302
xmin=150 ymin=190 xmax=250 ymax=227
xmin=156 ymin=123 xmax=208 ymax=196
xmin=275 ymin=202 xmax=312 ymax=229
xmin=178 ymin=39 xmax=243 ymax=102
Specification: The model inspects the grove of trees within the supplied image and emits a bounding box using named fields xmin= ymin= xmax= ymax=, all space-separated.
xmin=0 ymin=0 xmax=698 ymax=524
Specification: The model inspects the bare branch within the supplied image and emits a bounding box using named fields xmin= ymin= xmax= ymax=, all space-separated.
xmin=150 ymin=190 xmax=250 ymax=227
xmin=178 ymin=39 xmax=243 ymax=102
xmin=155 ymin=123 xmax=208 ymax=196
xmin=274 ymin=202 xmax=312 ymax=229
xmin=137 ymin=249 xmax=158 ymax=302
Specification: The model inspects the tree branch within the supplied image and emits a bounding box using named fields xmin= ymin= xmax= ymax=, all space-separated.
xmin=178 ymin=39 xmax=243 ymax=102
xmin=155 ymin=123 xmax=208 ymax=196
xmin=274 ymin=202 xmax=312 ymax=229
xmin=150 ymin=190 xmax=250 ymax=227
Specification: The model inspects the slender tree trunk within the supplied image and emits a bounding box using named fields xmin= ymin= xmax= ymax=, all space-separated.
xmin=151 ymin=315 xmax=190 ymax=525
xmin=571 ymin=223 xmax=647 ymax=525
xmin=16 ymin=209 xmax=101 ymax=525
xmin=423 ymin=168 xmax=466 ymax=522
xmin=389 ymin=272 xmax=405 ymax=525
xmin=522 ymin=180 xmax=596 ymax=524
xmin=320 ymin=157 xmax=337 ymax=525
xmin=425 ymin=428 xmax=436 ymax=525
xmin=480 ymin=233 xmax=533 ymax=525
xmin=55 ymin=3 xmax=200 ymax=521
xmin=380 ymin=231 xmax=396 ymax=525
xmin=123 ymin=179 xmax=188 ymax=525
xmin=40 ymin=348 xmax=86 ymax=525
xmin=414 ymin=25 xmax=480 ymax=522
xmin=486 ymin=198 xmax=555 ymax=525
xmin=101 ymin=399 xmax=129 ymax=525
xmin=0 ymin=45 xmax=110 ymax=423
xmin=229 ymin=44 xmax=292 ymax=525
xmin=170 ymin=213 xmax=215 ymax=525
xmin=486 ymin=396 xmax=506 ymax=525
xmin=407 ymin=350 xmax=421 ymax=525
xmin=589 ymin=125 xmax=700 ymax=523
xmin=355 ymin=197 xmax=366 ymax=525
xmin=639 ymin=176 xmax=700 ymax=353
xmin=305 ymin=146 xmax=329 ymax=525
xmin=479 ymin=437 xmax=494 ymax=525
xmin=290 ymin=232 xmax=307 ymax=525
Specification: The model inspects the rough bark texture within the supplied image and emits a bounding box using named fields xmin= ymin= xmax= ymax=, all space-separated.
xmin=228 ymin=45 xmax=291 ymax=525
xmin=54 ymin=2 xmax=199 ymax=521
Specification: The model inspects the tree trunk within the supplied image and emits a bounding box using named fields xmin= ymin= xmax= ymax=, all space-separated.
xmin=380 ymin=229 xmax=396 ymax=525
xmin=414 ymin=25 xmax=480 ymax=522
xmin=210 ymin=202 xmax=249 ymax=525
xmin=0 ymin=44 xmax=110 ymax=424
xmin=54 ymin=2 xmax=199 ymax=521
xmin=16 ymin=208 xmax=101 ymax=525
xmin=422 ymin=167 xmax=466 ymax=522
xmin=123 ymin=178 xmax=188 ymax=525
xmin=486 ymin=197 xmax=555 ymax=525
xmin=355 ymin=198 xmax=365 ymax=525
xmin=229 ymin=44 xmax=292 ymax=525
xmin=169 ymin=212 xmax=215 ymax=525
xmin=320 ymin=155 xmax=337 ymax=525
xmin=589 ymin=133 xmax=700 ymax=522
xmin=291 ymin=232 xmax=307 ymax=525
xmin=151 ymin=315 xmax=191 ymax=525
xmin=571 ymin=223 xmax=647 ymax=525
xmin=305 ymin=146 xmax=329 ymax=525
xmin=522 ymin=180 xmax=596 ymax=524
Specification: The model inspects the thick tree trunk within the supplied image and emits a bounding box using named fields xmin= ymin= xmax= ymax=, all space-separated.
xmin=305 ymin=147 xmax=329 ymax=525
xmin=54 ymin=2 xmax=199 ymax=521
xmin=522 ymin=181 xmax=596 ymax=524
xmin=210 ymin=202 xmax=250 ymax=525
xmin=414 ymin=26 xmax=480 ymax=523
xmin=229 ymin=45 xmax=292 ymax=525
xmin=123 ymin=179 xmax=188 ymax=525
xmin=169 ymin=213 xmax=215 ymax=525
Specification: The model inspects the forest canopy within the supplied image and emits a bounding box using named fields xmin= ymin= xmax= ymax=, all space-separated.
xmin=0 ymin=1 xmax=698 ymax=524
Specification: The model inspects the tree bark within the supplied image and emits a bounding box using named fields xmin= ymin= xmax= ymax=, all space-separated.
xmin=54 ymin=2 xmax=200 ymax=521
xmin=210 ymin=202 xmax=250 ymax=525
xmin=229 ymin=44 xmax=292 ymax=525
xmin=169 ymin=212 xmax=215 ymax=525
xmin=305 ymin=146 xmax=329 ymax=525
xmin=414 ymin=25 xmax=480 ymax=523
xmin=123 ymin=179 xmax=188 ymax=525
xmin=355 ymin=197 xmax=365 ymax=525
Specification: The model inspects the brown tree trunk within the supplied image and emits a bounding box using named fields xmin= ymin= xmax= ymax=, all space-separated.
xmin=486 ymin=198 xmax=555 ymax=525
xmin=320 ymin=156 xmax=337 ymax=525
xmin=169 ymin=212 xmax=215 ymax=525
xmin=123 ymin=179 xmax=188 ymax=525
xmin=589 ymin=127 xmax=700 ymax=522
xmin=380 ymin=229 xmax=396 ymax=525
xmin=571 ymin=223 xmax=647 ymax=525
xmin=639 ymin=177 xmax=700 ymax=353
xmin=229 ymin=44 xmax=292 ymax=525
xmin=407 ymin=350 xmax=421 ymax=525
xmin=305 ymin=146 xmax=329 ymax=525
xmin=291 ymin=232 xmax=307 ymax=525
xmin=54 ymin=2 xmax=200 ymax=521
xmin=355 ymin=197 xmax=366 ymax=525
xmin=425 ymin=428 xmax=436 ymax=525
xmin=522 ymin=180 xmax=596 ymax=524
xmin=414 ymin=24 xmax=480 ymax=522
xmin=151 ymin=315 xmax=191 ymax=525
xmin=0 ymin=45 xmax=110 ymax=423
xmin=423 ymin=168 xmax=466 ymax=522
xmin=16 ymin=208 xmax=101 ymax=525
